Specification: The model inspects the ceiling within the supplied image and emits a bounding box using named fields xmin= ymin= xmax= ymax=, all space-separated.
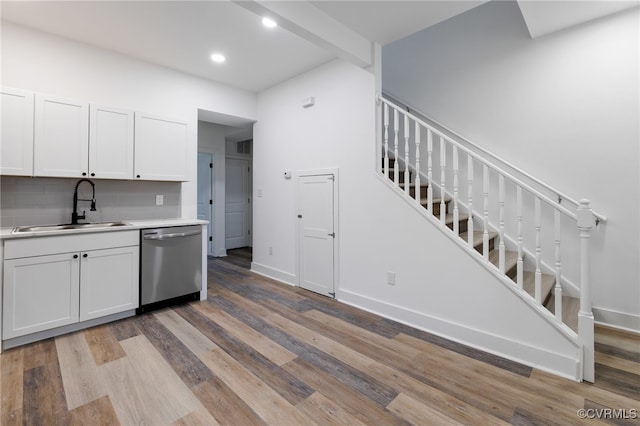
xmin=517 ymin=0 xmax=639 ymax=38
xmin=310 ymin=0 xmax=486 ymax=45
xmin=2 ymin=1 xmax=637 ymax=94
xmin=0 ymin=1 xmax=335 ymax=93
xmin=0 ymin=0 xmax=488 ymax=93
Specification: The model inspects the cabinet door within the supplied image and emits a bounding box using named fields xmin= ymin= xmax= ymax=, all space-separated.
xmin=34 ymin=94 xmax=89 ymax=177
xmin=134 ymin=113 xmax=188 ymax=181
xmin=89 ymin=104 xmax=134 ymax=179
xmin=1 ymin=87 xmax=34 ymax=176
xmin=79 ymin=246 xmax=139 ymax=321
xmin=3 ymin=253 xmax=80 ymax=339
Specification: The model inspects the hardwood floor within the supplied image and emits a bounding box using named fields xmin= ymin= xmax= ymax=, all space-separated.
xmin=218 ymin=247 xmax=252 ymax=270
xmin=1 ymin=256 xmax=638 ymax=425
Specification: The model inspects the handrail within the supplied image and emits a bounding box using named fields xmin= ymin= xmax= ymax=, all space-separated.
xmin=380 ymin=94 xmax=607 ymax=224
xmin=381 ymin=96 xmax=579 ymax=221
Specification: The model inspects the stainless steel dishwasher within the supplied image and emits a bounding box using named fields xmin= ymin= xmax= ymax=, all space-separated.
xmin=138 ymin=225 xmax=202 ymax=313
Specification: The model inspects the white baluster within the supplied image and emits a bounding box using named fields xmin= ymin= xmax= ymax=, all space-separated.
xmin=414 ymin=123 xmax=421 ymax=203
xmin=467 ymin=155 xmax=474 ymax=247
xmin=440 ymin=137 xmax=447 ymax=225
xmin=427 ymin=130 xmax=433 ymax=214
xmin=393 ymin=109 xmax=399 ymax=185
xmin=482 ymin=164 xmax=489 ymax=260
xmin=383 ymin=103 xmax=389 ymax=177
xmin=554 ymin=209 xmax=563 ymax=323
xmin=404 ymin=115 xmax=410 ymax=195
xmin=498 ymin=174 xmax=505 ymax=274
xmin=452 ymin=146 xmax=459 ymax=235
xmin=577 ymin=199 xmax=595 ymax=382
xmin=534 ymin=197 xmax=542 ymax=304
xmin=516 ymin=185 xmax=524 ymax=290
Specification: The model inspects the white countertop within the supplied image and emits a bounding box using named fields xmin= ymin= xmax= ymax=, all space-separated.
xmin=0 ymin=218 xmax=208 ymax=240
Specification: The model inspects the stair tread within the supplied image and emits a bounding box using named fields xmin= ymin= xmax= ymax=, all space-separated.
xmin=444 ymin=212 xmax=469 ymax=225
xmin=522 ymin=271 xmax=555 ymax=304
xmin=489 ymin=249 xmax=518 ymax=273
xmin=419 ymin=196 xmax=452 ymax=205
xmin=398 ymin=182 xmax=421 ymax=188
xmin=547 ymin=294 xmax=580 ymax=333
xmin=459 ymin=230 xmax=498 ymax=247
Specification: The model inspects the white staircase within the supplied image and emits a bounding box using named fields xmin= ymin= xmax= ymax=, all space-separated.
xmin=378 ymin=94 xmax=606 ymax=382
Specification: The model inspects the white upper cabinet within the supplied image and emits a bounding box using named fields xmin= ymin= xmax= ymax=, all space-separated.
xmin=89 ymin=104 xmax=134 ymax=179
xmin=34 ymin=94 xmax=89 ymax=178
xmin=3 ymin=88 xmax=188 ymax=181
xmin=1 ymin=87 xmax=34 ymax=176
xmin=134 ymin=112 xmax=189 ymax=181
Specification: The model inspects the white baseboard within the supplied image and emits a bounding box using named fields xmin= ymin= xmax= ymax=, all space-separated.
xmin=250 ymin=262 xmax=297 ymax=287
xmin=339 ymin=289 xmax=581 ymax=381
xmin=594 ymin=306 xmax=640 ymax=333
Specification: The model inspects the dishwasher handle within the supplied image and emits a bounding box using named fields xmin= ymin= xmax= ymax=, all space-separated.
xmin=143 ymin=230 xmax=201 ymax=240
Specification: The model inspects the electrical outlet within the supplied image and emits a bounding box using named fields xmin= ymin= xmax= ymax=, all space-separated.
xmin=268 ymin=246 xmax=273 ymax=255
xmin=257 ymin=189 xmax=263 ymax=198
xmin=387 ymin=271 xmax=396 ymax=286
xmin=155 ymin=194 xmax=164 ymax=205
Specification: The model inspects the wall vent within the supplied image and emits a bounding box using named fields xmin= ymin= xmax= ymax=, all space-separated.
xmin=236 ymin=139 xmax=252 ymax=155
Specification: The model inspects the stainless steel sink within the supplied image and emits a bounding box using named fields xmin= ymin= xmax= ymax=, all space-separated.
xmin=12 ymin=221 xmax=131 ymax=234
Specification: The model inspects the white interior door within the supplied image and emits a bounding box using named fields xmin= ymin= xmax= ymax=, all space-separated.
xmin=225 ymin=158 xmax=250 ymax=249
xmin=197 ymin=153 xmax=213 ymax=255
xmin=298 ymin=174 xmax=335 ymax=297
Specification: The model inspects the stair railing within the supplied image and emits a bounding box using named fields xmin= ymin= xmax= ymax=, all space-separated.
xmin=379 ymin=95 xmax=600 ymax=382
xmin=382 ymin=94 xmax=607 ymax=226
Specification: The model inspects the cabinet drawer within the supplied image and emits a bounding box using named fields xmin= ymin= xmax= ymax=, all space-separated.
xmin=4 ymin=230 xmax=139 ymax=259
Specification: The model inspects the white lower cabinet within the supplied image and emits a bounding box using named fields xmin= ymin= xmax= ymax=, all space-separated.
xmin=2 ymin=231 xmax=139 ymax=340
xmin=3 ymin=253 xmax=80 ymax=339
xmin=80 ymin=246 xmax=139 ymax=321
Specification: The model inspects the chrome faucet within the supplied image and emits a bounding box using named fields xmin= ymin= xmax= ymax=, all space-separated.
xmin=72 ymin=178 xmax=97 ymax=224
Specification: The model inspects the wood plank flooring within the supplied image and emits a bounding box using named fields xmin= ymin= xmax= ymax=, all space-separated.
xmin=1 ymin=255 xmax=639 ymax=425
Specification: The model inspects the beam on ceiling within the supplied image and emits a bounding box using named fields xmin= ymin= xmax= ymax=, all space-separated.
xmin=232 ymin=0 xmax=372 ymax=68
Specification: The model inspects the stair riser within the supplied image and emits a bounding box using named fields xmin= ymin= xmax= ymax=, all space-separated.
xmin=422 ymin=200 xmax=450 ymax=216
xmin=471 ymin=238 xmax=495 ymax=254
xmin=505 ymin=263 xmax=517 ymax=279
xmin=408 ymin=186 xmax=428 ymax=199
xmin=446 ymin=220 xmax=468 ymax=235
xmin=387 ymin=170 xmax=410 ymax=184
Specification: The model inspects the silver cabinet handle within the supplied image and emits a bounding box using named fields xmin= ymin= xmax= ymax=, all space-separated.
xmin=143 ymin=230 xmax=201 ymax=240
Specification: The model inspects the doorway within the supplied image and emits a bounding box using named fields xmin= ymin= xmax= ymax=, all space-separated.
xmin=298 ymin=171 xmax=338 ymax=297
xmin=197 ymin=153 xmax=213 ymax=255
xmin=225 ymin=157 xmax=251 ymax=250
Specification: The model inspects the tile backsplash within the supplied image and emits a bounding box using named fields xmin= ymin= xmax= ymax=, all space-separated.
xmin=0 ymin=177 xmax=181 ymax=228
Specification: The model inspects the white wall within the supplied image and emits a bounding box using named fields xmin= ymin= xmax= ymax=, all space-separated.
xmin=253 ymin=58 xmax=582 ymax=379
xmin=382 ymin=1 xmax=640 ymax=332
xmin=197 ymin=121 xmax=228 ymax=257
xmin=1 ymin=22 xmax=257 ymax=220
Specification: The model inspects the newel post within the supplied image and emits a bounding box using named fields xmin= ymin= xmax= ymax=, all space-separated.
xmin=577 ymin=199 xmax=595 ymax=382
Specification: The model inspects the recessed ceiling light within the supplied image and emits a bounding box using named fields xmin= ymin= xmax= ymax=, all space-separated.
xmin=262 ymin=17 xmax=277 ymax=28
xmin=210 ymin=53 xmax=226 ymax=64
